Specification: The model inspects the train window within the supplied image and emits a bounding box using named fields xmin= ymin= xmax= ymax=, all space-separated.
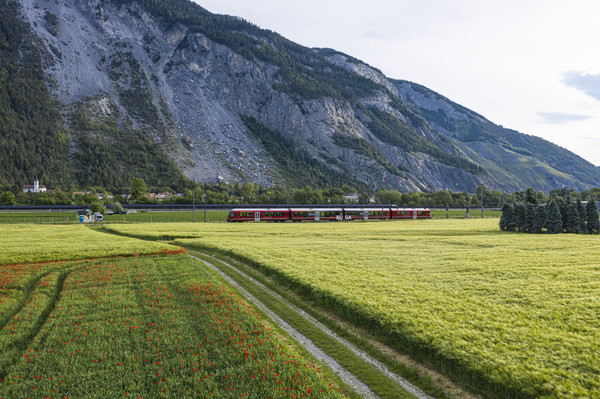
xmin=293 ymin=212 xmax=309 ymax=217
xmin=264 ymin=212 xmax=286 ymax=217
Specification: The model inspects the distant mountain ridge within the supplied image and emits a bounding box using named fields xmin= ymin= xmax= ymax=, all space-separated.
xmin=1 ymin=0 xmax=598 ymax=192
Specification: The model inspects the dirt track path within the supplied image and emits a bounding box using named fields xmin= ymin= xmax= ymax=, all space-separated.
xmin=192 ymin=252 xmax=434 ymax=399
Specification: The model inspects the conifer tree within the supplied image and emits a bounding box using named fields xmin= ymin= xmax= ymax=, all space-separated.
xmin=499 ymin=204 xmax=512 ymax=231
xmin=532 ymin=205 xmax=546 ymax=234
xmin=565 ymin=203 xmax=581 ymax=234
xmin=512 ymin=204 xmax=527 ymax=232
xmin=556 ymin=197 xmax=568 ymax=233
xmin=586 ymin=199 xmax=600 ymax=235
xmin=506 ymin=205 xmax=517 ymax=231
xmin=545 ymin=200 xmax=563 ymax=234
xmin=524 ymin=203 xmax=535 ymax=233
xmin=576 ymin=199 xmax=586 ymax=234
xmin=525 ymin=187 xmax=538 ymax=204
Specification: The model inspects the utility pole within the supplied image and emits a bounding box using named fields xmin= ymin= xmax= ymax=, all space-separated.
xmin=203 ymin=183 xmax=206 ymax=222
xmin=466 ymin=195 xmax=471 ymax=218
xmin=192 ymin=184 xmax=195 ymax=223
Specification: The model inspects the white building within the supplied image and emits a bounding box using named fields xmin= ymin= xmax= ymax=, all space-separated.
xmin=23 ymin=178 xmax=46 ymax=193
xmin=344 ymin=193 xmax=359 ymax=202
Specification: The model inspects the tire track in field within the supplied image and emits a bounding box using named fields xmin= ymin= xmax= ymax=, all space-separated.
xmin=193 ymin=253 xmax=434 ymax=399
xmin=192 ymin=255 xmax=379 ymax=399
xmin=0 ymin=272 xmax=51 ymax=331
xmin=0 ymin=270 xmax=70 ymax=381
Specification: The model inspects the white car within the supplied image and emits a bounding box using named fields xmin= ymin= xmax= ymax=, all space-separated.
xmin=93 ymin=212 xmax=104 ymax=221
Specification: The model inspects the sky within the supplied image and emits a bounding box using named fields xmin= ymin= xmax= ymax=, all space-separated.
xmin=193 ymin=0 xmax=600 ymax=166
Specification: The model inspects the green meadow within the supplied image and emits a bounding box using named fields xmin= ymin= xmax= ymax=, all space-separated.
xmin=104 ymin=219 xmax=600 ymax=398
xmin=0 ymin=225 xmax=345 ymax=398
xmin=0 ymin=225 xmax=174 ymax=265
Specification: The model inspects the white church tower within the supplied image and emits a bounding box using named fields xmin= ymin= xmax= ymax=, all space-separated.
xmin=22 ymin=177 xmax=46 ymax=193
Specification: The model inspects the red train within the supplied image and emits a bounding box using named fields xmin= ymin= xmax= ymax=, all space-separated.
xmin=227 ymin=207 xmax=432 ymax=222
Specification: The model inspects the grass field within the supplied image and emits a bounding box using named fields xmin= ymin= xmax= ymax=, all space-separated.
xmin=0 ymin=254 xmax=343 ymax=398
xmin=106 ymin=210 xmax=229 ymax=223
xmin=0 ymin=225 xmax=178 ymax=266
xmin=103 ymin=219 xmax=600 ymax=398
xmin=0 ymin=224 xmax=348 ymax=398
xmin=0 ymin=211 xmax=229 ymax=224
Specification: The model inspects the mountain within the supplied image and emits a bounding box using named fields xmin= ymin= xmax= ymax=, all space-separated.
xmin=1 ymin=0 xmax=599 ymax=192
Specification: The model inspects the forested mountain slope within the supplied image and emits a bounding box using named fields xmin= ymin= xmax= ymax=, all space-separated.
xmin=1 ymin=0 xmax=598 ymax=192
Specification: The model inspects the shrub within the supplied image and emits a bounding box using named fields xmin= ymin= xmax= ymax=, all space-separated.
xmin=90 ymin=201 xmax=106 ymax=215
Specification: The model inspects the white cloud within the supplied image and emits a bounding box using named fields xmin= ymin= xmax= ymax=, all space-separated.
xmin=562 ymin=71 xmax=600 ymax=102
xmin=537 ymin=112 xmax=593 ymax=124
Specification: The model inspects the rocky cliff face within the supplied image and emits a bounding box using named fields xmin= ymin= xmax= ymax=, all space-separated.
xmin=10 ymin=0 xmax=600 ymax=192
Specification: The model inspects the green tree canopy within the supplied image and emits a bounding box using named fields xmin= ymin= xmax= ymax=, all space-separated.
xmin=532 ymin=205 xmax=547 ymax=234
xmin=0 ymin=191 xmax=16 ymax=205
xmin=586 ymin=199 xmax=600 ymax=235
xmin=565 ymin=203 xmax=581 ymax=234
xmin=499 ymin=204 xmax=512 ymax=231
xmin=523 ymin=203 xmax=536 ymax=233
xmin=545 ymin=200 xmax=563 ymax=234
xmin=90 ymin=201 xmax=106 ymax=216
xmin=525 ymin=187 xmax=538 ymax=204
xmin=576 ymin=199 xmax=586 ymax=234
xmin=511 ymin=204 xmax=527 ymax=232
xmin=131 ymin=178 xmax=148 ymax=202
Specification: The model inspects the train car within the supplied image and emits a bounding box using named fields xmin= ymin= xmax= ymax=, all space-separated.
xmin=390 ymin=208 xmax=432 ymax=219
xmin=226 ymin=207 xmax=431 ymax=222
xmin=227 ymin=209 xmax=290 ymax=222
xmin=363 ymin=208 xmax=390 ymax=220
xmin=290 ymin=208 xmax=344 ymax=222
xmin=343 ymin=208 xmax=366 ymax=220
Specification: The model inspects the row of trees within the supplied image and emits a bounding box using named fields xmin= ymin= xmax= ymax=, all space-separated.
xmin=3 ymin=182 xmax=600 ymax=208
xmin=499 ymin=197 xmax=600 ymax=234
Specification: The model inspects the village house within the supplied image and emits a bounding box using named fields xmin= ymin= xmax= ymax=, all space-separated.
xmin=344 ymin=193 xmax=359 ymax=202
xmin=94 ymin=193 xmax=113 ymax=200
